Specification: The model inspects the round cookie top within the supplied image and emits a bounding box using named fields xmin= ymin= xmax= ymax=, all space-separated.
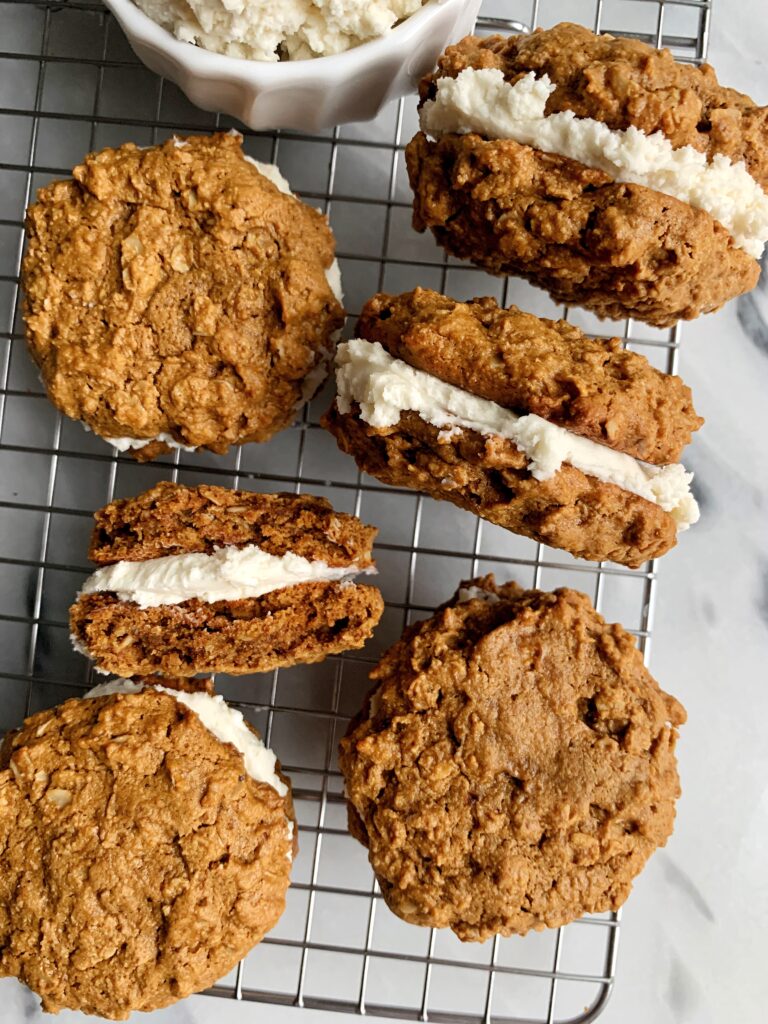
xmin=87 ymin=481 xmax=379 ymax=566
xmin=22 ymin=131 xmax=344 ymax=460
xmin=340 ymin=576 xmax=686 ymax=941
xmin=0 ymin=686 xmax=294 ymax=1018
xmin=356 ymin=287 xmax=703 ymax=465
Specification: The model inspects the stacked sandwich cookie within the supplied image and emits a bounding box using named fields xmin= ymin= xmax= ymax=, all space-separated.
xmin=406 ymin=23 xmax=768 ymax=325
xmin=22 ymin=131 xmax=344 ymax=460
xmin=70 ymin=482 xmax=384 ymax=677
xmin=0 ymin=676 xmax=295 ymax=1017
xmin=323 ymin=287 xmax=702 ymax=567
xmin=340 ymin=575 xmax=686 ymax=940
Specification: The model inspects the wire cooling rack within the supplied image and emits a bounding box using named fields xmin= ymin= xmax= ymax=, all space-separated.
xmin=0 ymin=1 xmax=712 ymax=1021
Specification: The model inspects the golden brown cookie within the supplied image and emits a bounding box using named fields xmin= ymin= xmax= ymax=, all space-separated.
xmin=418 ymin=24 xmax=768 ymax=185
xmin=0 ymin=683 xmax=295 ymax=1018
xmin=357 ymin=288 xmax=701 ymax=464
xmin=406 ymin=24 xmax=767 ymax=326
xmin=22 ymin=131 xmax=344 ymax=459
xmin=339 ymin=575 xmax=686 ymax=941
xmin=322 ymin=289 xmax=701 ymax=568
xmin=324 ymin=404 xmax=678 ymax=567
xmin=69 ymin=482 xmax=385 ymax=677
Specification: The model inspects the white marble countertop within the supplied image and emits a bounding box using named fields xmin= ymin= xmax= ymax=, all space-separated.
xmin=2 ymin=2 xmax=766 ymax=1023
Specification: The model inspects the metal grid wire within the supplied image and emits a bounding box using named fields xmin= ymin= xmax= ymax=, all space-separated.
xmin=0 ymin=0 xmax=711 ymax=1021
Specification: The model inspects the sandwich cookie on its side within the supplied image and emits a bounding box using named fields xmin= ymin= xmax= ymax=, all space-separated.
xmin=340 ymin=575 xmax=686 ymax=941
xmin=0 ymin=676 xmax=295 ymax=1018
xmin=69 ymin=482 xmax=384 ymax=677
xmin=322 ymin=288 xmax=703 ymax=568
xmin=22 ymin=131 xmax=344 ymax=460
xmin=406 ymin=23 xmax=768 ymax=326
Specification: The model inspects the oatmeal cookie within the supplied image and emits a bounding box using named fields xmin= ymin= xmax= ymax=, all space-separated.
xmin=419 ymin=24 xmax=768 ymax=183
xmin=324 ymin=404 xmax=677 ymax=567
xmin=339 ymin=575 xmax=686 ymax=940
xmin=406 ymin=132 xmax=758 ymax=326
xmin=69 ymin=482 xmax=384 ymax=676
xmin=322 ymin=289 xmax=701 ymax=568
xmin=358 ymin=288 xmax=701 ymax=464
xmin=0 ymin=684 xmax=295 ymax=1017
xmin=406 ymin=24 xmax=767 ymax=325
xmin=22 ymin=131 xmax=344 ymax=459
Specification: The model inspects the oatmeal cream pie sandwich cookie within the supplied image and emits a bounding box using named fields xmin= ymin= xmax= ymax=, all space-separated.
xmin=0 ymin=675 xmax=295 ymax=1017
xmin=22 ymin=131 xmax=344 ymax=460
xmin=340 ymin=575 xmax=686 ymax=941
xmin=322 ymin=288 xmax=702 ymax=568
xmin=406 ymin=23 xmax=768 ymax=326
xmin=69 ymin=482 xmax=384 ymax=677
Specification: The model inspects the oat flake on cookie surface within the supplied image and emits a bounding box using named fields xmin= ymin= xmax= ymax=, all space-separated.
xmin=0 ymin=685 xmax=295 ymax=1017
xmin=340 ymin=575 xmax=686 ymax=940
xmin=22 ymin=131 xmax=344 ymax=461
xmin=406 ymin=23 xmax=768 ymax=326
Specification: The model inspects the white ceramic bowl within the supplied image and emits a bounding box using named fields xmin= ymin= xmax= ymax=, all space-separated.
xmin=104 ymin=0 xmax=483 ymax=132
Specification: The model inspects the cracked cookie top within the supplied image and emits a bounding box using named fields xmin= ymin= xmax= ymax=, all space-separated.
xmin=340 ymin=575 xmax=685 ymax=940
xmin=87 ymin=481 xmax=379 ymax=567
xmin=0 ymin=687 xmax=294 ymax=1018
xmin=357 ymin=288 xmax=702 ymax=465
xmin=22 ymin=131 xmax=344 ymax=459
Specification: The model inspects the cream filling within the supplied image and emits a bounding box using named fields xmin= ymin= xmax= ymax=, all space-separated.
xmin=335 ymin=338 xmax=699 ymax=530
xmin=98 ymin=152 xmax=343 ymax=454
xmin=420 ymin=68 xmax=768 ymax=259
xmin=133 ymin=0 xmax=425 ymax=63
xmin=246 ymin=156 xmax=293 ymax=194
xmin=79 ymin=543 xmax=369 ymax=609
xmin=81 ymin=421 xmax=196 ymax=453
xmin=102 ymin=432 xmax=197 ymax=453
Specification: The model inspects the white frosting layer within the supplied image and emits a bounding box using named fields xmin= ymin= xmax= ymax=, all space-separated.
xmin=298 ymin=345 xmax=334 ymax=408
xmin=420 ymin=69 xmax=768 ymax=259
xmin=335 ymin=338 xmax=699 ymax=530
xmin=324 ymin=259 xmax=344 ymax=306
xmin=85 ymin=678 xmax=288 ymax=796
xmin=103 ymin=432 xmax=197 ymax=453
xmin=246 ymin=157 xmax=293 ymax=194
xmin=80 ymin=543 xmax=368 ymax=608
xmin=82 ymin=421 xmax=197 ymax=454
xmin=134 ymin=0 xmax=424 ymax=62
